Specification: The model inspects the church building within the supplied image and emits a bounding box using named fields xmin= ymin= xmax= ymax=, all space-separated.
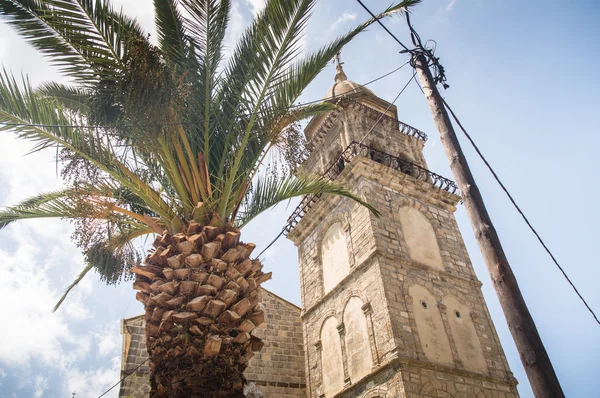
xmin=119 ymin=63 xmax=520 ymax=398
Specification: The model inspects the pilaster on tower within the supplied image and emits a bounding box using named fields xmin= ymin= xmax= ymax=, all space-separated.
xmin=286 ymin=65 xmax=519 ymax=398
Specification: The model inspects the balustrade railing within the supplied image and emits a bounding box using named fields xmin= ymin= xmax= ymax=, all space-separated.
xmin=284 ymin=141 xmax=458 ymax=234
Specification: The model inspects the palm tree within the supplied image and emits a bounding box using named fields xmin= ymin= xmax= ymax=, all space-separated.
xmin=0 ymin=0 xmax=418 ymax=396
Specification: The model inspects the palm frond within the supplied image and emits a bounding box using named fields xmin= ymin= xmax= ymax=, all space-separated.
xmin=178 ymin=0 xmax=230 ymax=177
xmin=216 ymin=0 xmax=418 ymax=221
xmin=0 ymin=190 xmax=81 ymax=230
xmin=52 ymin=263 xmax=94 ymax=312
xmin=0 ymin=70 xmax=175 ymax=222
xmin=53 ymin=222 xmax=152 ymax=311
xmin=37 ymin=81 xmax=91 ymax=114
xmin=0 ymin=0 xmax=146 ymax=83
xmin=154 ymin=0 xmax=188 ymax=66
xmin=236 ymin=173 xmax=380 ymax=227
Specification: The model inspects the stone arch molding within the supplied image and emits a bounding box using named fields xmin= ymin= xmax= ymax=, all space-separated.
xmin=342 ymin=296 xmax=373 ymax=383
xmin=359 ymin=386 xmax=394 ymax=398
xmin=397 ymin=206 xmax=444 ymax=270
xmin=408 ymin=284 xmax=453 ymax=367
xmin=319 ymin=316 xmax=345 ymax=397
xmin=420 ymin=381 xmax=455 ymax=398
xmin=320 ymin=218 xmax=351 ymax=293
xmin=315 ymin=213 xmax=349 ymax=256
xmin=442 ymin=295 xmax=488 ymax=374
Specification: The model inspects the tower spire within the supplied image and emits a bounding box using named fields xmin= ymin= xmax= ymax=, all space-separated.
xmin=334 ymin=51 xmax=347 ymax=83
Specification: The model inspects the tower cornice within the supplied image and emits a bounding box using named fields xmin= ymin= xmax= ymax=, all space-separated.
xmin=304 ymin=96 xmax=427 ymax=148
xmin=287 ymin=145 xmax=460 ymax=241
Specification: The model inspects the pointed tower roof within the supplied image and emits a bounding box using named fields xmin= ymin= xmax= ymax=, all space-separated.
xmin=324 ymin=63 xmax=375 ymax=100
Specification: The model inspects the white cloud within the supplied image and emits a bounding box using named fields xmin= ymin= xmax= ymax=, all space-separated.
xmin=95 ymin=324 xmax=121 ymax=357
xmin=244 ymin=0 xmax=266 ymax=17
xmin=66 ymin=356 xmax=121 ymax=398
xmin=447 ymin=0 xmax=459 ymax=11
xmin=224 ymin=1 xmax=246 ymax=58
xmin=0 ymin=242 xmax=91 ymax=367
xmin=33 ymin=376 xmax=48 ymax=398
xmin=0 ymin=368 xmax=6 ymax=378
xmin=327 ymin=10 xmax=357 ymax=33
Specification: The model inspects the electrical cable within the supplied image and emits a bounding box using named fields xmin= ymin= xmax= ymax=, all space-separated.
xmin=97 ymin=358 xmax=149 ymax=398
xmin=355 ymin=0 xmax=412 ymax=53
xmin=1 ymin=62 xmax=409 ymax=131
xmin=358 ymin=71 xmax=416 ymax=145
xmin=441 ymin=98 xmax=600 ymax=326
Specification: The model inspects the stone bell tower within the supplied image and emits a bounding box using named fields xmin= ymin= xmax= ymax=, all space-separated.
xmin=286 ymin=62 xmax=520 ymax=398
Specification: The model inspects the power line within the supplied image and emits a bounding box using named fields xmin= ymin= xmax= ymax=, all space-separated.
xmin=258 ymin=71 xmax=417 ymax=257
xmin=442 ymin=98 xmax=600 ymax=326
xmin=358 ymin=71 xmax=416 ymax=145
xmin=357 ymin=0 xmax=600 ymax=326
xmin=1 ymin=62 xmax=409 ymax=131
xmin=355 ymin=0 xmax=412 ymax=53
xmin=97 ymin=358 xmax=149 ymax=398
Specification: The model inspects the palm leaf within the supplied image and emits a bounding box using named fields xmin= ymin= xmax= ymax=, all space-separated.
xmin=236 ymin=173 xmax=380 ymax=227
xmin=0 ymin=70 xmax=175 ymax=222
xmin=53 ymin=223 xmax=152 ymax=311
xmin=216 ymin=0 xmax=418 ymax=221
xmin=0 ymin=0 xmax=146 ymax=83
xmin=37 ymin=81 xmax=91 ymax=114
xmin=154 ymin=0 xmax=188 ymax=66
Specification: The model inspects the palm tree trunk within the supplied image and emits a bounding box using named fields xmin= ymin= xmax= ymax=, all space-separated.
xmin=132 ymin=224 xmax=271 ymax=397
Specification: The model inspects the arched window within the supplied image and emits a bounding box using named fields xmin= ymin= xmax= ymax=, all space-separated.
xmin=442 ymin=296 xmax=488 ymax=374
xmin=321 ymin=222 xmax=350 ymax=293
xmin=343 ymin=297 xmax=373 ymax=382
xmin=320 ymin=317 xmax=345 ymax=397
xmin=408 ymin=284 xmax=453 ymax=367
xmin=398 ymin=207 xmax=444 ymax=270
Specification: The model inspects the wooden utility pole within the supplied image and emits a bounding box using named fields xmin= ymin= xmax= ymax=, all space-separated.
xmin=412 ymin=53 xmax=564 ymax=398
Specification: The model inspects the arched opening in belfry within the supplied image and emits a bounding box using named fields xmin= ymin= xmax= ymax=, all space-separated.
xmin=397 ymin=207 xmax=444 ymax=270
xmin=408 ymin=284 xmax=453 ymax=367
xmin=320 ymin=317 xmax=345 ymax=397
xmin=343 ymin=297 xmax=373 ymax=383
xmin=321 ymin=222 xmax=350 ymax=293
xmin=442 ymin=295 xmax=488 ymax=374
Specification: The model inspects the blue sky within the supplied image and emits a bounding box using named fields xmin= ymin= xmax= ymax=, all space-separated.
xmin=0 ymin=0 xmax=599 ymax=397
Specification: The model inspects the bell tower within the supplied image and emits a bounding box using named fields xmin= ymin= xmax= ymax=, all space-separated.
xmin=286 ymin=64 xmax=520 ymax=398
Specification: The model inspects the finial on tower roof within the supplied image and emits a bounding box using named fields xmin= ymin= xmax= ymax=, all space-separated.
xmin=334 ymin=51 xmax=347 ymax=83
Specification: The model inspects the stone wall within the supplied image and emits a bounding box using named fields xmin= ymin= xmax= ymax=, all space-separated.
xmin=245 ymin=289 xmax=306 ymax=396
xmin=119 ymin=316 xmax=151 ymax=398
xmin=118 ymin=288 xmax=305 ymax=397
